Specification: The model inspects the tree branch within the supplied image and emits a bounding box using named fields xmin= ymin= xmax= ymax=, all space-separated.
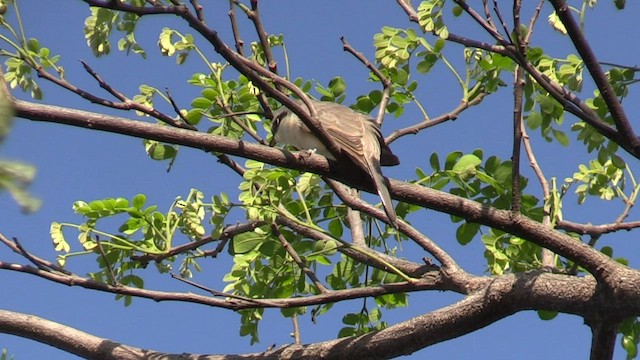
xmin=0 ymin=272 xmax=622 ymax=360
xmin=14 ymin=99 xmax=622 ymax=282
xmin=586 ymin=318 xmax=619 ymax=360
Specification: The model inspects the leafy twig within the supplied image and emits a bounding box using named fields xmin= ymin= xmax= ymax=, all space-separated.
xmin=549 ymin=0 xmax=639 ymax=154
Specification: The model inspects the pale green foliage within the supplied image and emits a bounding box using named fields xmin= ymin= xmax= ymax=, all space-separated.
xmin=416 ymin=149 xmax=546 ymax=274
xmin=0 ymin=348 xmax=14 ymax=360
xmin=250 ymin=34 xmax=284 ymax=67
xmin=0 ymin=158 xmax=40 ymax=213
xmin=0 ymin=22 xmax=62 ymax=100
xmin=417 ymin=0 xmax=449 ymax=38
xmin=569 ymin=159 xmax=626 ymax=204
xmin=158 ymin=27 xmax=194 ymax=63
xmin=548 ymin=12 xmax=567 ymax=35
xmin=84 ymin=3 xmax=146 ymax=58
xmin=51 ymin=189 xmax=228 ymax=304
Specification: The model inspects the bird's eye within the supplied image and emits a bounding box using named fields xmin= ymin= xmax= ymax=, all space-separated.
xmin=272 ymin=110 xmax=287 ymax=134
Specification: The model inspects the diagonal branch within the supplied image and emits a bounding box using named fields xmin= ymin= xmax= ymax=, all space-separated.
xmin=271 ymin=224 xmax=330 ymax=294
xmin=549 ymin=0 xmax=640 ymax=154
xmin=385 ymin=96 xmax=484 ymax=144
xmin=33 ymin=60 xmax=195 ymax=130
xmin=325 ymin=178 xmax=460 ymax=272
xmin=395 ymin=0 xmax=640 ymax=160
xmin=82 ymin=0 xmax=345 ymax=161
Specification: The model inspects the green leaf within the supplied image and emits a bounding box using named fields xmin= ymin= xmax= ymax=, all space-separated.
xmin=328 ymin=77 xmax=346 ymax=97
xmin=120 ymin=274 xmax=144 ymax=288
xmin=537 ymin=310 xmax=558 ymax=320
xmin=144 ymin=141 xmax=177 ymax=161
xmin=328 ymin=219 xmax=343 ymax=238
xmin=456 ymin=222 xmax=480 ymax=245
xmin=230 ymin=230 xmax=265 ymax=254
xmin=429 ymin=152 xmax=440 ymax=171
xmin=191 ymin=97 xmax=212 ymax=109
xmin=50 ymin=222 xmax=70 ymax=253
xmin=548 ymin=12 xmax=567 ymax=35
xmin=552 ymin=129 xmax=569 ymax=146
xmin=444 ymin=151 xmax=462 ymax=170
xmin=611 ymin=154 xmax=626 ymax=169
xmin=132 ymin=194 xmax=146 ymax=209
xmin=452 ymin=154 xmax=481 ymax=173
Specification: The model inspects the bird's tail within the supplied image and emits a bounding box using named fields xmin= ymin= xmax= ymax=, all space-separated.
xmin=365 ymin=156 xmax=398 ymax=229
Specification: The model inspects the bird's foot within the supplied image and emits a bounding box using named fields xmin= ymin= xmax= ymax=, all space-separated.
xmin=298 ymin=148 xmax=318 ymax=159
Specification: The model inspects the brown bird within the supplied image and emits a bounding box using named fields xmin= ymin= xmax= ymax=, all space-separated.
xmin=271 ymin=100 xmax=400 ymax=227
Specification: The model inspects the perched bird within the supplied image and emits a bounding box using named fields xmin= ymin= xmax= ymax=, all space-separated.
xmin=271 ymin=99 xmax=400 ymax=227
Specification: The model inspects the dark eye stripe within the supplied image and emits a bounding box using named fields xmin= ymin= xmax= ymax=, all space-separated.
xmin=272 ymin=110 xmax=287 ymax=134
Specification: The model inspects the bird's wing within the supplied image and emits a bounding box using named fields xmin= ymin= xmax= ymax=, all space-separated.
xmin=313 ymin=101 xmax=369 ymax=159
xmin=312 ymin=101 xmax=400 ymax=167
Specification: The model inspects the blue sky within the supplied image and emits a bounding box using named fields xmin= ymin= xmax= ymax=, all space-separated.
xmin=1 ymin=1 xmax=639 ymax=359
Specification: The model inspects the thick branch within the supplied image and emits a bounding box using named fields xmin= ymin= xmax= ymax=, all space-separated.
xmin=14 ymin=99 xmax=622 ymax=282
xmin=2 ymin=272 xmax=632 ymax=360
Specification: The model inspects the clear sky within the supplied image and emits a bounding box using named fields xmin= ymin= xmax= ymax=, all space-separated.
xmin=1 ymin=1 xmax=639 ymax=359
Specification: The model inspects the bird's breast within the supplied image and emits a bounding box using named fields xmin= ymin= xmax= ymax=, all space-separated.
xmin=275 ymin=117 xmax=334 ymax=159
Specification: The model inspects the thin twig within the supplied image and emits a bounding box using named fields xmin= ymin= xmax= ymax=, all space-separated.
xmin=164 ymin=88 xmax=191 ymax=124
xmin=228 ymin=2 xmax=245 ymax=56
xmin=215 ymin=98 xmax=266 ymax=144
xmin=493 ymin=0 xmax=511 ymax=42
xmin=189 ymin=0 xmax=204 ymax=21
xmin=291 ymin=315 xmax=302 ymax=345
xmin=0 ymin=234 xmax=69 ymax=274
xmin=131 ymin=221 xmax=261 ymax=265
xmin=198 ymin=237 xmax=230 ymax=258
xmin=347 ymin=188 xmax=367 ymax=247
xmin=271 ymin=224 xmax=330 ymax=294
xmin=95 ymin=236 xmax=118 ymax=286
xmin=340 ymin=36 xmax=391 ymax=126
xmin=81 ymin=60 xmax=127 ymax=101
xmin=556 ymin=220 xmax=640 ymax=236
xmin=385 ymin=95 xmax=485 ymax=144
xmin=524 ymin=1 xmax=545 ymax=45
xmin=34 ymin=60 xmax=196 ymax=130
xmin=453 ymin=0 xmax=510 ymax=47
xmin=521 ymin=119 xmax=554 ymax=267
xmin=170 ymin=272 xmax=278 ymax=305
xmin=248 ymin=0 xmax=278 ymax=74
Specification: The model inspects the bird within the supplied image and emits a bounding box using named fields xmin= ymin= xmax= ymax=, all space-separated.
xmin=270 ymin=99 xmax=400 ymax=228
